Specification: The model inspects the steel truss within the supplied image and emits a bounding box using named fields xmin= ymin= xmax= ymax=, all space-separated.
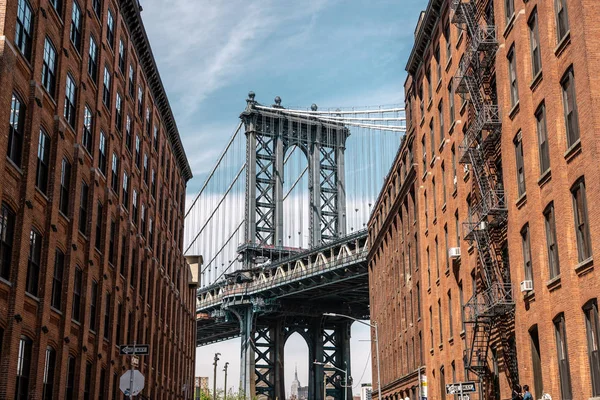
xmin=450 ymin=0 xmax=519 ymax=390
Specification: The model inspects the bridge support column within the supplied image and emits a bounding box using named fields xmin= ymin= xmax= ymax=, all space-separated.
xmin=254 ymin=320 xmax=286 ymax=400
xmin=310 ymin=127 xmax=322 ymax=247
xmin=236 ymin=305 xmax=255 ymax=399
xmin=308 ymin=319 xmax=325 ymax=400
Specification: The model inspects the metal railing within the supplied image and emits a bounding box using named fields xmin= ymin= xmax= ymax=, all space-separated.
xmin=464 ymin=282 xmax=514 ymax=322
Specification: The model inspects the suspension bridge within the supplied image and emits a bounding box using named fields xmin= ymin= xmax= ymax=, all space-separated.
xmin=185 ymin=92 xmax=405 ymax=400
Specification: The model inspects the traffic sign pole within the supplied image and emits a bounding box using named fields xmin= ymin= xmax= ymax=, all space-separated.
xmin=129 ymin=341 xmax=136 ymax=400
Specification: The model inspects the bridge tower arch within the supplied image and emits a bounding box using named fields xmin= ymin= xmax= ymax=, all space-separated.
xmin=241 ymin=92 xmax=349 ymax=255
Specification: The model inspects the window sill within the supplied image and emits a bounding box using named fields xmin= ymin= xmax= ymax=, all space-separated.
xmin=0 ymin=276 xmax=12 ymax=287
xmin=530 ymin=70 xmax=543 ymax=91
xmin=429 ymin=157 xmax=436 ymax=168
xmin=438 ymin=139 xmax=446 ymax=153
xmin=50 ymin=306 xmax=62 ymax=315
xmin=436 ymin=278 xmax=441 ymax=287
xmin=546 ymin=275 xmax=561 ymax=292
xmin=503 ymin=13 xmax=516 ymax=38
xmin=537 ymin=169 xmax=552 ymax=187
xmin=523 ymin=289 xmax=535 ymax=302
xmin=427 ymin=286 xmax=432 ymax=294
xmin=432 ymin=217 xmax=437 ymax=226
xmin=575 ymin=257 xmax=594 ymax=276
xmin=436 ymin=79 xmax=443 ymax=93
xmin=445 ymin=268 xmax=450 ymax=277
xmin=508 ymin=101 xmax=520 ymax=120
xmin=25 ymin=292 xmax=40 ymax=302
xmin=459 ymin=330 xmax=466 ymax=340
xmin=554 ymin=31 xmax=571 ymax=57
xmin=420 ymin=116 xmax=425 ymax=127
xmin=456 ymin=31 xmax=464 ymax=48
xmin=564 ymin=139 xmax=582 ymax=163
xmin=448 ymin=120 xmax=457 ymax=136
xmin=438 ymin=343 xmax=444 ymax=351
xmin=429 ymin=348 xmax=435 ymax=356
xmin=58 ymin=210 xmax=70 ymax=222
xmin=448 ymin=336 xmax=454 ymax=346
xmin=459 ymin=100 xmax=467 ymax=115
xmin=516 ymin=193 xmax=527 ymax=209
xmin=441 ymin=202 xmax=447 ymax=213
xmin=427 ymin=99 xmax=433 ymax=111
xmin=452 ymin=186 xmax=458 ymax=198
xmin=5 ymin=156 xmax=24 ymax=176
xmin=445 ymin=56 xmax=452 ymax=72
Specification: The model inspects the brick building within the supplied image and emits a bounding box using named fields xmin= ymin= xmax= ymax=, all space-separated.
xmin=0 ymin=0 xmax=197 ymax=399
xmin=369 ymin=0 xmax=600 ymax=399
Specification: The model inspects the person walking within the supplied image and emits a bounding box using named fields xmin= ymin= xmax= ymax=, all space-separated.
xmin=522 ymin=385 xmax=533 ymax=400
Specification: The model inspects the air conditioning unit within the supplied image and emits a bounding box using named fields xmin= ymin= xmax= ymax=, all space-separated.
xmin=520 ymin=280 xmax=533 ymax=292
xmin=448 ymin=247 xmax=461 ymax=259
xmin=453 ymin=176 xmax=458 ymax=186
xmin=479 ymin=221 xmax=487 ymax=230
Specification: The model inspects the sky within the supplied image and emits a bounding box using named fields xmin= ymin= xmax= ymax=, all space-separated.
xmin=140 ymin=0 xmax=427 ymax=395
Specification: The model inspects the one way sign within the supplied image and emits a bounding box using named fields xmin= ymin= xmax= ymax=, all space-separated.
xmin=119 ymin=344 xmax=149 ymax=355
xmin=446 ymin=381 xmax=477 ymax=394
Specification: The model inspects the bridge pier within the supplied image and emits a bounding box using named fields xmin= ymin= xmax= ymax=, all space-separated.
xmin=233 ymin=305 xmax=255 ymax=399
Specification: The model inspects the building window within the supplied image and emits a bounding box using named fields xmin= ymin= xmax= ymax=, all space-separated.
xmin=88 ymin=35 xmax=99 ymax=81
xmin=135 ymin=135 xmax=141 ymax=167
xmin=42 ymin=346 xmax=56 ymax=400
xmin=434 ymin=46 xmax=441 ymax=84
xmin=116 ymin=303 xmax=122 ymax=344
xmin=514 ymin=132 xmax=525 ymax=196
xmin=129 ymin=65 xmax=135 ymax=98
xmin=98 ymin=131 xmax=107 ymax=175
xmin=426 ymin=67 xmax=432 ymax=101
xmin=42 ymin=38 xmax=57 ymax=97
xmin=95 ymin=202 xmax=103 ymax=250
xmin=122 ymin=171 xmax=129 ymax=209
xmin=441 ymin=163 xmax=447 ymax=205
xmin=544 ymin=203 xmax=560 ymax=279
xmin=36 ymin=129 xmax=51 ymax=194
xmin=138 ymin=86 xmax=144 ymax=116
xmin=151 ymin=169 xmax=156 ymax=198
xmin=84 ymin=361 xmax=93 ymax=400
xmin=555 ymin=0 xmax=570 ymax=43
xmin=141 ymin=204 xmax=146 ymax=235
xmin=106 ymin=8 xmax=115 ymax=48
xmin=421 ymin=135 xmax=427 ymax=172
xmin=108 ymin=220 xmax=116 ymax=266
xmin=126 ymin=115 xmax=132 ymax=150
xmin=435 ymin=236 xmax=440 ymax=279
xmin=72 ymin=267 xmax=82 ymax=322
xmin=132 ymin=190 xmax=138 ymax=223
xmin=438 ymin=299 xmax=443 ymax=343
xmin=103 ymin=293 xmax=111 ymax=340
xmin=146 ymin=108 xmax=151 ymax=136
xmin=51 ymin=249 xmax=64 ymax=310
xmin=90 ymin=280 xmax=98 ymax=331
xmin=448 ymin=82 xmax=455 ymax=124
xmin=508 ymin=46 xmax=519 ymax=107
xmin=535 ymin=103 xmax=550 ymax=174
xmin=584 ymin=300 xmax=600 ymax=396
xmin=529 ymin=326 xmax=543 ymax=399
xmin=505 ymin=0 xmax=515 ymax=22
xmin=529 ymin=10 xmax=542 ymax=77
xmin=454 ymin=210 xmax=460 ymax=247
xmin=118 ymin=39 xmax=125 ymax=74
xmin=70 ymin=1 xmax=82 ymax=51
xmin=458 ymin=282 xmax=465 ymax=331
xmin=521 ymin=224 xmax=533 ymax=285
xmin=49 ymin=0 xmax=62 ymax=16
xmin=15 ymin=335 xmax=33 ymax=399
xmin=572 ymin=179 xmax=592 ymax=262
xmin=438 ymin=100 xmax=444 ymax=143
xmin=65 ymin=356 xmax=76 ymax=400
xmin=440 ymin=366 xmax=446 ymax=400
xmin=15 ymin=0 xmax=33 ymax=60
xmin=554 ymin=313 xmax=572 ymax=400
xmin=143 ymin=153 xmax=149 ymax=183
xmin=149 ymin=218 xmax=154 ymax=249
xmin=103 ymin=66 xmax=111 ymax=107
xmin=59 ymin=158 xmax=72 ymax=215
xmin=561 ymin=68 xmax=580 ymax=147
xmin=115 ymin=92 xmax=123 ymax=131
xmin=26 ymin=229 xmax=42 ymax=296
xmin=429 ymin=120 xmax=435 ymax=158
xmin=64 ymin=74 xmax=77 ymax=128
xmin=92 ymin=0 xmax=101 ymax=18
xmin=448 ymin=290 xmax=453 ymax=338
xmin=79 ymin=181 xmax=89 ymax=234
xmin=0 ymin=203 xmax=16 ymax=281
xmin=8 ymin=93 xmax=26 ymax=167
xmin=429 ymin=306 xmax=434 ymax=349
xmin=120 ymin=235 xmax=128 ymax=277
xmin=111 ymin=153 xmax=119 ymax=193
xmin=83 ymin=105 xmax=94 ymax=154
xmin=444 ymin=23 xmax=451 ymax=61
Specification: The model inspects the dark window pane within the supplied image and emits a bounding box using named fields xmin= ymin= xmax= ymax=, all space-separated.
xmin=0 ymin=203 xmax=16 ymax=281
xmin=26 ymin=229 xmax=42 ymax=296
xmin=42 ymin=346 xmax=56 ymax=400
xmin=51 ymin=249 xmax=64 ymax=310
xmin=8 ymin=94 xmax=26 ymax=167
xmin=15 ymin=336 xmax=33 ymax=400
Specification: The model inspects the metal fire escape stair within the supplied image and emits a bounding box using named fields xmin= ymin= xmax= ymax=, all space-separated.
xmin=451 ymin=0 xmax=516 ymax=381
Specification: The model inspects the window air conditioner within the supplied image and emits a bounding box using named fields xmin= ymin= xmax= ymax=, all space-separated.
xmin=520 ymin=280 xmax=533 ymax=292
xmin=448 ymin=247 xmax=461 ymax=259
xmin=453 ymin=176 xmax=458 ymax=186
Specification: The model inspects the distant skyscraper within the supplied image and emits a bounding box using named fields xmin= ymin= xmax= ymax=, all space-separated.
xmin=361 ymin=383 xmax=373 ymax=400
xmin=291 ymin=365 xmax=301 ymax=399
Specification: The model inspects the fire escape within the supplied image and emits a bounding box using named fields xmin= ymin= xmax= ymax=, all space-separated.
xmin=450 ymin=0 xmax=519 ymax=389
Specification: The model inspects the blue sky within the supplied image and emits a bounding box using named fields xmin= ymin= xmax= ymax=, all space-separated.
xmin=141 ymin=0 xmax=427 ymax=394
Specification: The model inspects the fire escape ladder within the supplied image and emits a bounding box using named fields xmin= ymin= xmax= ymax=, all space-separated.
xmin=452 ymin=0 xmax=517 ymax=380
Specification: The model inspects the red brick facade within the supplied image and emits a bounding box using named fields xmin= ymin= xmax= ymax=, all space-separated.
xmin=369 ymin=0 xmax=600 ymax=400
xmin=0 ymin=0 xmax=196 ymax=399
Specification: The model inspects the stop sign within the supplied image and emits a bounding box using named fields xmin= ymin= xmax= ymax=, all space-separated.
xmin=120 ymin=370 xmax=145 ymax=396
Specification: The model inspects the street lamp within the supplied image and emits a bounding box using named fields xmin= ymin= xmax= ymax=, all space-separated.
xmin=323 ymin=313 xmax=382 ymax=400
xmin=213 ymin=353 xmax=221 ymax=400
xmin=313 ymin=361 xmax=350 ymax=400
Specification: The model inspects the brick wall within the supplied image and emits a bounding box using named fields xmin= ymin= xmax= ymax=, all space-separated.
xmin=0 ymin=0 xmax=196 ymax=399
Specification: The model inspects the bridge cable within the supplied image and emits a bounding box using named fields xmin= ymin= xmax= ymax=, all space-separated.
xmin=185 ymin=122 xmax=242 ymax=218
xmin=184 ymin=163 xmax=246 ymax=254
xmin=200 ymin=220 xmax=244 ymax=276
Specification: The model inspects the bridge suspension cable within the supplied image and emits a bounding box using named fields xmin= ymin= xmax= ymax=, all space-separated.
xmin=200 ymin=220 xmax=244 ymax=277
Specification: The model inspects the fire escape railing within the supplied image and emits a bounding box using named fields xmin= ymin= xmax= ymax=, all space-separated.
xmin=450 ymin=0 xmax=516 ymax=382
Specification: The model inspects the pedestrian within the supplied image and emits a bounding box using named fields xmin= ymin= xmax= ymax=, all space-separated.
xmin=523 ymin=385 xmax=533 ymax=400
xmin=511 ymin=384 xmax=523 ymax=400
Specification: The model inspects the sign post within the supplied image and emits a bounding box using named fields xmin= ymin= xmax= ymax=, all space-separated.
xmin=119 ymin=342 xmax=149 ymax=398
xmin=446 ymin=381 xmax=477 ymax=400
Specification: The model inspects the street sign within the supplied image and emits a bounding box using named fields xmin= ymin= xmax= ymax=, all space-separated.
xmin=131 ymin=356 xmax=139 ymax=367
xmin=120 ymin=370 xmax=145 ymax=396
xmin=119 ymin=344 xmax=149 ymax=355
xmin=446 ymin=381 xmax=477 ymax=394
xmin=458 ymin=395 xmax=470 ymax=400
